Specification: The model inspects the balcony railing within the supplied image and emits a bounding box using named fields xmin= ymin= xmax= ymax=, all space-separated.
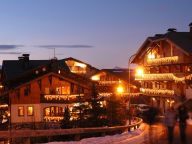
xmin=140 ymin=88 xmax=174 ymax=96
xmin=135 ymin=73 xmax=185 ymax=82
xmin=40 ymin=93 xmax=86 ymax=103
xmin=98 ymin=81 xmax=119 ymax=85
xmin=147 ymin=56 xmax=179 ymax=65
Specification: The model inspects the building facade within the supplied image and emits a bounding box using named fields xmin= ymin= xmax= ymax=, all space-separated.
xmin=132 ymin=23 xmax=192 ymax=112
xmin=0 ymin=55 xmax=98 ymax=129
xmin=0 ymin=55 xmax=136 ymax=129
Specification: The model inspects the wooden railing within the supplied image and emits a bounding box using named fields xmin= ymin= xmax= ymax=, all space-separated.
xmin=0 ymin=117 xmax=143 ymax=138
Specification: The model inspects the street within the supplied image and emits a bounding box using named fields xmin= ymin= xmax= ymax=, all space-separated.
xmin=143 ymin=123 xmax=192 ymax=144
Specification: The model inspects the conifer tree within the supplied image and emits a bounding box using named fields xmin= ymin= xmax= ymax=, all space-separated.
xmin=61 ymin=106 xmax=71 ymax=129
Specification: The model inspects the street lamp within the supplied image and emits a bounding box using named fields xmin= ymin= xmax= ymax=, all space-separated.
xmin=117 ymin=84 xmax=124 ymax=94
xmin=128 ymin=54 xmax=137 ymax=125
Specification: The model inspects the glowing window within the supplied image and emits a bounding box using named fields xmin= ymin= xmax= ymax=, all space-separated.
xmin=18 ymin=106 xmax=24 ymax=116
xmin=27 ymin=106 xmax=33 ymax=116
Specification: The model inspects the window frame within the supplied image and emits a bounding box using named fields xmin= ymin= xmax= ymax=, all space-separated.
xmin=18 ymin=106 xmax=24 ymax=116
xmin=27 ymin=106 xmax=34 ymax=116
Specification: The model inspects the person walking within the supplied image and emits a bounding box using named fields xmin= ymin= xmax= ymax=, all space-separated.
xmin=164 ymin=107 xmax=177 ymax=144
xmin=178 ymin=105 xmax=189 ymax=144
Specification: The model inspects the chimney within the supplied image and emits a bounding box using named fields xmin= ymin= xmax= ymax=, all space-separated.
xmin=189 ymin=22 xmax=192 ymax=32
xmin=167 ymin=28 xmax=177 ymax=32
xmin=22 ymin=54 xmax=30 ymax=61
xmin=18 ymin=54 xmax=30 ymax=69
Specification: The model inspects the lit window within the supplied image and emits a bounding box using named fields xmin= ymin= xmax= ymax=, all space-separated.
xmin=18 ymin=106 xmax=24 ymax=116
xmin=27 ymin=106 xmax=33 ymax=116
xmin=45 ymin=107 xmax=50 ymax=116
xmin=148 ymin=53 xmax=155 ymax=59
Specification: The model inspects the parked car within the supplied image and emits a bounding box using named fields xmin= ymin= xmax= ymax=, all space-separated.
xmin=137 ymin=104 xmax=150 ymax=113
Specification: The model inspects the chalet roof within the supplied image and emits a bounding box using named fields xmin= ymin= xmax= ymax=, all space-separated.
xmin=132 ymin=31 xmax=192 ymax=63
xmin=2 ymin=59 xmax=69 ymax=82
xmin=63 ymin=57 xmax=99 ymax=71
xmin=102 ymin=68 xmax=129 ymax=81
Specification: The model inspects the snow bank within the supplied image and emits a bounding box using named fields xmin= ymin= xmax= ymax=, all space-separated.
xmin=46 ymin=124 xmax=146 ymax=144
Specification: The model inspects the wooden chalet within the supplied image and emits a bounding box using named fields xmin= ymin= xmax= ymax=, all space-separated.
xmin=0 ymin=54 xmax=98 ymax=129
xmin=132 ymin=23 xmax=192 ymax=112
xmin=91 ymin=68 xmax=139 ymax=105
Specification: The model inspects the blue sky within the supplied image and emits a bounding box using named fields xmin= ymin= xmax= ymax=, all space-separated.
xmin=0 ymin=0 xmax=192 ymax=68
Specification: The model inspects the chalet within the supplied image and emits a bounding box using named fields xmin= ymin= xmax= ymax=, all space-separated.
xmin=0 ymin=55 xmax=98 ymax=129
xmin=132 ymin=23 xmax=192 ymax=112
xmin=91 ymin=68 xmax=139 ymax=107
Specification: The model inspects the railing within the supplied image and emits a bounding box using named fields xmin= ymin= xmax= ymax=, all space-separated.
xmin=40 ymin=93 xmax=88 ymax=103
xmin=135 ymin=73 xmax=185 ymax=82
xmin=0 ymin=117 xmax=143 ymax=138
xmin=147 ymin=56 xmax=179 ymax=66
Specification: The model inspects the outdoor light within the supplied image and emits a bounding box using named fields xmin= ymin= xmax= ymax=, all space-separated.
xmin=74 ymin=62 xmax=87 ymax=68
xmin=91 ymin=75 xmax=100 ymax=81
xmin=135 ymin=67 xmax=144 ymax=77
xmin=117 ymin=85 xmax=124 ymax=94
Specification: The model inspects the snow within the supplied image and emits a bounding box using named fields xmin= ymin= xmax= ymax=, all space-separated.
xmin=46 ymin=124 xmax=147 ymax=144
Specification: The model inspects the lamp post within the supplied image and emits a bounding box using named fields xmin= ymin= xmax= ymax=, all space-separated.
xmin=128 ymin=54 xmax=137 ymax=125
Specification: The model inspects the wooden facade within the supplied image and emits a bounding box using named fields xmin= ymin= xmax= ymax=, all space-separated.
xmin=132 ymin=25 xmax=192 ymax=112
xmin=0 ymin=56 xmax=97 ymax=129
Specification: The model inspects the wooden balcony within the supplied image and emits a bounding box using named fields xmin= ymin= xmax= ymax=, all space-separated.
xmin=147 ymin=56 xmax=179 ymax=66
xmin=40 ymin=93 xmax=88 ymax=103
xmin=140 ymin=88 xmax=174 ymax=97
xmin=135 ymin=73 xmax=185 ymax=82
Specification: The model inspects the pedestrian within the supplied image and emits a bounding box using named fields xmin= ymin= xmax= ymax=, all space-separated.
xmin=164 ymin=106 xmax=177 ymax=144
xmin=178 ymin=105 xmax=189 ymax=143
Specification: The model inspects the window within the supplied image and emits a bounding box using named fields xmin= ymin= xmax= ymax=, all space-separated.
xmin=27 ymin=106 xmax=33 ymax=116
xmin=18 ymin=106 xmax=24 ymax=116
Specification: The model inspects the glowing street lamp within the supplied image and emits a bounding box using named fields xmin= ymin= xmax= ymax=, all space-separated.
xmin=135 ymin=67 xmax=144 ymax=77
xmin=117 ymin=85 xmax=124 ymax=94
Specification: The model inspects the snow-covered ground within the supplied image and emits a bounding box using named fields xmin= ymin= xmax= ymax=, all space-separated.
xmin=46 ymin=123 xmax=149 ymax=144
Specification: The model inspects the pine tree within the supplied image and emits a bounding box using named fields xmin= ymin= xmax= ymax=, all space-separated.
xmin=106 ymin=94 xmax=127 ymax=126
xmin=61 ymin=106 xmax=71 ymax=129
xmin=89 ymin=83 xmax=107 ymax=127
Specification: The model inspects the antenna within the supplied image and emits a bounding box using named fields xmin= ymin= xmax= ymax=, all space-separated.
xmin=54 ymin=48 xmax=55 ymax=58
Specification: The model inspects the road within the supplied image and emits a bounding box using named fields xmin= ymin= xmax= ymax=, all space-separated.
xmin=143 ymin=123 xmax=192 ymax=144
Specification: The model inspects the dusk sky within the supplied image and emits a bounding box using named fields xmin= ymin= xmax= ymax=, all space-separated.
xmin=0 ymin=0 xmax=192 ymax=69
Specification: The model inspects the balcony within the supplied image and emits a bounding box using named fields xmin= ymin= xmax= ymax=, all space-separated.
xmin=98 ymin=81 xmax=119 ymax=85
xmin=40 ymin=93 xmax=85 ymax=103
xmin=147 ymin=56 xmax=178 ymax=66
xmin=135 ymin=73 xmax=185 ymax=82
xmin=140 ymin=88 xmax=174 ymax=97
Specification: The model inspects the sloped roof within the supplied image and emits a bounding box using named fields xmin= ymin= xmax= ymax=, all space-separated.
xmin=63 ymin=57 xmax=99 ymax=71
xmin=2 ymin=59 xmax=69 ymax=82
xmin=132 ymin=31 xmax=192 ymax=63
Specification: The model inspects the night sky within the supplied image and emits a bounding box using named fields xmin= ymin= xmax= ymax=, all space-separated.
xmin=0 ymin=0 xmax=192 ymax=69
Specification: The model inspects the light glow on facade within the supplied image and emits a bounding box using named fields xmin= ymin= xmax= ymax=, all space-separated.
xmin=147 ymin=56 xmax=179 ymax=65
xmin=135 ymin=73 xmax=185 ymax=82
xmin=140 ymin=88 xmax=174 ymax=96
xmin=44 ymin=94 xmax=84 ymax=101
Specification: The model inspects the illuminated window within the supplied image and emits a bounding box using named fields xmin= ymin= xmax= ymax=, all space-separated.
xmin=44 ymin=107 xmax=50 ymax=116
xmin=44 ymin=106 xmax=63 ymax=117
xmin=27 ymin=106 xmax=33 ymax=116
xmin=56 ymin=86 xmax=70 ymax=94
xmin=18 ymin=106 xmax=24 ymax=116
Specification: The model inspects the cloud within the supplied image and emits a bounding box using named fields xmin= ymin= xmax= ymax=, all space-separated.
xmin=0 ymin=52 xmax=23 ymax=55
xmin=0 ymin=45 xmax=24 ymax=50
xmin=36 ymin=45 xmax=93 ymax=49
